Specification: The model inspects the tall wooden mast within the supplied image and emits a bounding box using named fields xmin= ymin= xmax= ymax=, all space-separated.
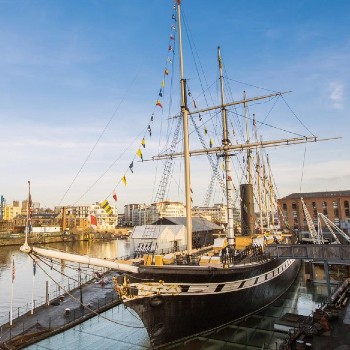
xmin=218 ymin=46 xmax=235 ymax=248
xmin=176 ymin=0 xmax=192 ymax=254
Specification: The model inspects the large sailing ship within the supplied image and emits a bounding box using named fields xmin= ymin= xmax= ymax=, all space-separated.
xmin=20 ymin=1 xmax=337 ymax=348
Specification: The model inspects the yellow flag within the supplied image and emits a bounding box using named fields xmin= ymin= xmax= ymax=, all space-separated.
xmin=137 ymin=148 xmax=143 ymax=161
xmin=141 ymin=138 xmax=146 ymax=148
xmin=161 ymin=80 xmax=165 ymax=87
xmin=122 ymin=175 xmax=127 ymax=186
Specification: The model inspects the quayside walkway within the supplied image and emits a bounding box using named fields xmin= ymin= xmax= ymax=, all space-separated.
xmin=0 ymin=272 xmax=121 ymax=350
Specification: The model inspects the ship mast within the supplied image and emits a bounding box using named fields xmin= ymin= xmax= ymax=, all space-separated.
xmin=176 ymin=0 xmax=192 ymax=254
xmin=218 ymin=47 xmax=235 ymax=248
xmin=253 ymin=115 xmax=264 ymax=234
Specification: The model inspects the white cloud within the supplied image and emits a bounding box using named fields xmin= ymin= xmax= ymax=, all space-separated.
xmin=329 ymin=81 xmax=344 ymax=109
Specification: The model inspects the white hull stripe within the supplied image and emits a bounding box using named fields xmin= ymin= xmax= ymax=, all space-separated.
xmin=126 ymin=259 xmax=296 ymax=299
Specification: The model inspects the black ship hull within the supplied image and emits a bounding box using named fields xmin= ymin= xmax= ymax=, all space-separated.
xmin=120 ymin=258 xmax=301 ymax=348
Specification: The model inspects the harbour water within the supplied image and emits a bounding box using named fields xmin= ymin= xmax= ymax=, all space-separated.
xmin=0 ymin=241 xmax=339 ymax=349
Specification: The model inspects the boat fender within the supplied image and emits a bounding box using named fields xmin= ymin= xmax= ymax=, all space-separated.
xmin=149 ymin=294 xmax=164 ymax=307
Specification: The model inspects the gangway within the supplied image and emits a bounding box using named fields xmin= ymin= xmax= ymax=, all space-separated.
xmin=265 ymin=244 xmax=350 ymax=264
xmin=265 ymin=243 xmax=350 ymax=303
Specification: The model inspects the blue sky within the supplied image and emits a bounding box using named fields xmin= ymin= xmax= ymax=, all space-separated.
xmin=0 ymin=0 xmax=349 ymax=211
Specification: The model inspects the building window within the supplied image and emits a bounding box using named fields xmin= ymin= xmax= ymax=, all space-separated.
xmin=345 ymin=201 xmax=350 ymax=218
xmin=322 ymin=201 xmax=328 ymax=216
xmin=282 ymin=203 xmax=287 ymax=210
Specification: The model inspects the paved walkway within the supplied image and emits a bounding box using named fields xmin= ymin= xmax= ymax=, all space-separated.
xmin=0 ymin=273 xmax=121 ymax=349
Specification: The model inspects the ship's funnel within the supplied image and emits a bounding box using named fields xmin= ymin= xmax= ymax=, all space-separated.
xmin=240 ymin=183 xmax=255 ymax=236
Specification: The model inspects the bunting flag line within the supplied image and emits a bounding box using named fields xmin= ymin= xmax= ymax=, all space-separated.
xmin=204 ymin=127 xmax=208 ymax=135
xmin=209 ymin=138 xmax=213 ymax=148
xmin=137 ymin=148 xmax=143 ymax=161
xmin=100 ymin=200 xmax=113 ymax=216
xmin=193 ymin=100 xmax=197 ymax=109
xmin=107 ymin=6 xmax=176 ymax=199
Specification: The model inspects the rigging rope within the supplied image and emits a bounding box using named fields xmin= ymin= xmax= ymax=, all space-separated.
xmin=58 ymin=68 xmax=143 ymax=207
xmin=299 ymin=144 xmax=307 ymax=193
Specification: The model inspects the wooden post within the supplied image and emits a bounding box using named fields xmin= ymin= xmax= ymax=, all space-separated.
xmin=324 ymin=261 xmax=332 ymax=304
xmin=46 ymin=281 xmax=50 ymax=306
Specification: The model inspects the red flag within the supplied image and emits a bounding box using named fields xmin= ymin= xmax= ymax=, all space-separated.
xmin=113 ymin=191 xmax=118 ymax=201
xmin=156 ymin=100 xmax=163 ymax=109
xmin=90 ymin=214 xmax=97 ymax=227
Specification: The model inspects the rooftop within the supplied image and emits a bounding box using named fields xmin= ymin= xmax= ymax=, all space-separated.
xmin=280 ymin=190 xmax=350 ymax=200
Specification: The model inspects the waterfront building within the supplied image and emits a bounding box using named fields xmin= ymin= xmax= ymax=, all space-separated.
xmin=278 ymin=190 xmax=350 ymax=232
xmin=0 ymin=195 xmax=5 ymax=220
xmin=124 ymin=204 xmax=143 ymax=226
xmin=192 ymin=203 xmax=228 ymax=225
xmin=4 ymin=202 xmax=21 ymax=221
xmin=89 ymin=203 xmax=118 ymax=231
xmin=124 ymin=201 xmax=186 ymax=226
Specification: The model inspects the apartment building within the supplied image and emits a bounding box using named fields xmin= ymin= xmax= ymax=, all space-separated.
xmin=124 ymin=201 xmax=185 ymax=226
xmin=192 ymin=203 xmax=228 ymax=225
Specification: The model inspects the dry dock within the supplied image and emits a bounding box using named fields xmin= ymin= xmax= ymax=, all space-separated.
xmin=0 ymin=272 xmax=120 ymax=349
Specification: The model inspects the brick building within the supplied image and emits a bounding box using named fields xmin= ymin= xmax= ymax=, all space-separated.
xmin=278 ymin=190 xmax=350 ymax=231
